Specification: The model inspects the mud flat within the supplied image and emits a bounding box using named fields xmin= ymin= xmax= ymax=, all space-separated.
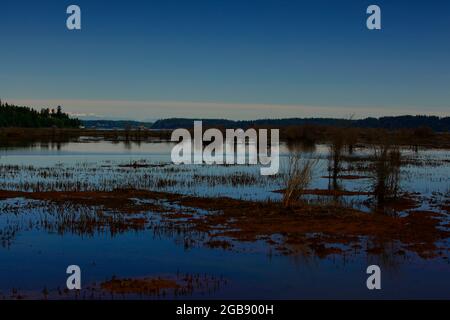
xmin=0 ymin=273 xmax=226 ymax=300
xmin=0 ymin=188 xmax=448 ymax=259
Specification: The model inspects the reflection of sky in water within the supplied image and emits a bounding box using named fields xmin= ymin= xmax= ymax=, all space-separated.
xmin=0 ymin=141 xmax=449 ymax=299
xmin=0 ymin=141 xmax=448 ymax=203
xmin=0 ymin=198 xmax=449 ymax=299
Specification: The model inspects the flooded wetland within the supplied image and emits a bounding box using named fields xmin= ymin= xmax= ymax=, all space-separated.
xmin=0 ymin=135 xmax=449 ymax=299
xmin=2 ymin=0 xmax=450 ymax=306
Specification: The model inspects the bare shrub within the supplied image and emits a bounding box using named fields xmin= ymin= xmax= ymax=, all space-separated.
xmin=282 ymin=152 xmax=317 ymax=208
xmin=372 ymin=139 xmax=401 ymax=206
xmin=328 ymin=128 xmax=345 ymax=190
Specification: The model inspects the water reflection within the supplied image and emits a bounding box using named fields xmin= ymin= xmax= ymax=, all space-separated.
xmin=0 ymin=138 xmax=449 ymax=299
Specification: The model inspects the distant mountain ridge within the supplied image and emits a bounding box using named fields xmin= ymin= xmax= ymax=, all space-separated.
xmin=151 ymin=116 xmax=450 ymax=132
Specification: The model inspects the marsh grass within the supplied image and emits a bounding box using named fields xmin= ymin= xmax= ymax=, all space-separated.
xmin=371 ymin=137 xmax=402 ymax=206
xmin=282 ymin=152 xmax=318 ymax=208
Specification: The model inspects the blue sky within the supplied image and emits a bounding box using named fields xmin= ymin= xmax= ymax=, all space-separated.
xmin=1 ymin=0 xmax=449 ymax=120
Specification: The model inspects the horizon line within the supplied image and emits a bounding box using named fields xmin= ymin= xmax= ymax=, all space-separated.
xmin=4 ymin=98 xmax=449 ymax=121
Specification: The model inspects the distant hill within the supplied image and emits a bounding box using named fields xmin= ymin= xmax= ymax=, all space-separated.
xmin=2 ymin=99 xmax=447 ymax=132
xmin=151 ymin=116 xmax=450 ymax=132
xmin=0 ymin=100 xmax=81 ymax=128
xmin=81 ymin=120 xmax=153 ymax=129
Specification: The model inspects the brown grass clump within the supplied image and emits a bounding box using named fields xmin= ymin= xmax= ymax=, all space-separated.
xmin=97 ymin=273 xmax=226 ymax=298
xmin=0 ymin=188 xmax=448 ymax=259
xmin=370 ymin=133 xmax=402 ymax=206
xmin=100 ymin=277 xmax=179 ymax=295
xmin=282 ymin=152 xmax=317 ymax=207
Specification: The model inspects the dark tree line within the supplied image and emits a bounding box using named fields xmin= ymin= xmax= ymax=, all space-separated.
xmin=0 ymin=100 xmax=81 ymax=128
xmin=152 ymin=116 xmax=450 ymax=132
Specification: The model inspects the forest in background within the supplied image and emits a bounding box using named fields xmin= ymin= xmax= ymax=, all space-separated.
xmin=1 ymin=100 xmax=448 ymax=132
xmin=151 ymin=116 xmax=450 ymax=132
xmin=0 ymin=100 xmax=81 ymax=128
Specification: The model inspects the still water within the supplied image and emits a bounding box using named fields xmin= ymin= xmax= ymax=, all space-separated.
xmin=0 ymin=140 xmax=449 ymax=299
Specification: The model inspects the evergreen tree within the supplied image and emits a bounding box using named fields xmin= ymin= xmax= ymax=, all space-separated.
xmin=0 ymin=100 xmax=81 ymax=128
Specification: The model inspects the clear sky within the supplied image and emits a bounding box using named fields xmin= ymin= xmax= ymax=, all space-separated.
xmin=1 ymin=0 xmax=449 ymax=120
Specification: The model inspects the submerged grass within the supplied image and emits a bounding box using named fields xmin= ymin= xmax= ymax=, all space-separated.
xmin=0 ymin=188 xmax=448 ymax=260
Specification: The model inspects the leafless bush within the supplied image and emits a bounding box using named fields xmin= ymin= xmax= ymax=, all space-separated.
xmin=282 ymin=152 xmax=317 ymax=208
xmin=372 ymin=140 xmax=401 ymax=206
xmin=328 ymin=129 xmax=345 ymax=190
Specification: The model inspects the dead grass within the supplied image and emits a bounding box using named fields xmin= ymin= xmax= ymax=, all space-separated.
xmin=0 ymin=188 xmax=447 ymax=259
xmin=282 ymin=152 xmax=317 ymax=207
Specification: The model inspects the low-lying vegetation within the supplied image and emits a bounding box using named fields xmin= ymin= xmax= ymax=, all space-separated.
xmin=282 ymin=153 xmax=317 ymax=207
xmin=0 ymin=188 xmax=447 ymax=259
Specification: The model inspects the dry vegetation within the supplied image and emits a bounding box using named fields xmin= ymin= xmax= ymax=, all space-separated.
xmin=282 ymin=152 xmax=317 ymax=207
xmin=0 ymin=188 xmax=448 ymax=259
xmin=281 ymin=125 xmax=450 ymax=148
xmin=1 ymin=125 xmax=449 ymax=147
xmin=371 ymin=140 xmax=402 ymax=207
xmin=0 ymin=126 xmax=449 ymax=260
xmin=0 ymin=127 xmax=172 ymax=146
